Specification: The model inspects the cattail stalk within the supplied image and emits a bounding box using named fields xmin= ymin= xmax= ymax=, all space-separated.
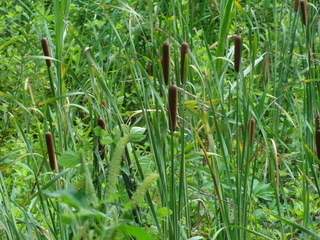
xmin=234 ymin=36 xmax=242 ymax=73
xmin=316 ymin=129 xmax=320 ymax=160
xmin=300 ymin=0 xmax=307 ymax=25
xmin=180 ymin=42 xmax=189 ymax=84
xmin=249 ymin=118 xmax=256 ymax=146
xmin=162 ymin=42 xmax=170 ymax=85
xmin=45 ymin=132 xmax=57 ymax=171
xmin=293 ymin=0 xmax=299 ymax=11
xmin=168 ymin=85 xmax=178 ymax=132
xmin=97 ymin=118 xmax=106 ymax=160
xmin=41 ymin=38 xmax=51 ymax=67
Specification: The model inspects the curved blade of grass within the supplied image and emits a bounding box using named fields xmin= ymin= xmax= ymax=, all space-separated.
xmin=0 ymin=92 xmax=30 ymax=113
xmin=229 ymin=225 xmax=273 ymax=240
xmin=36 ymin=92 xmax=85 ymax=106
xmin=269 ymin=213 xmax=320 ymax=239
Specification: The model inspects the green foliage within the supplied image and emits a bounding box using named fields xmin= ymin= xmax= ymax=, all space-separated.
xmin=1 ymin=0 xmax=320 ymax=239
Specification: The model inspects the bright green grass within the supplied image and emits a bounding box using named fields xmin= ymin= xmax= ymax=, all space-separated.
xmin=0 ymin=0 xmax=320 ymax=239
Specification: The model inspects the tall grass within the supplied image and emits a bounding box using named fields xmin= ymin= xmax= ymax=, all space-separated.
xmin=1 ymin=0 xmax=320 ymax=239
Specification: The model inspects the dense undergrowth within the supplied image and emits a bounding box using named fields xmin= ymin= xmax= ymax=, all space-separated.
xmin=1 ymin=0 xmax=320 ymax=239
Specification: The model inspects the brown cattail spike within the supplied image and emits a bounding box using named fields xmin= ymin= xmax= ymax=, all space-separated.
xmin=168 ymin=85 xmax=178 ymax=132
xmin=293 ymin=0 xmax=299 ymax=11
xmin=41 ymin=38 xmax=51 ymax=67
xmin=162 ymin=42 xmax=170 ymax=85
xmin=45 ymin=132 xmax=57 ymax=171
xmin=101 ymin=99 xmax=107 ymax=108
xmin=180 ymin=42 xmax=189 ymax=84
xmin=300 ymin=0 xmax=307 ymax=25
xmin=97 ymin=118 xmax=106 ymax=160
xmin=234 ymin=36 xmax=242 ymax=73
xmin=249 ymin=117 xmax=256 ymax=146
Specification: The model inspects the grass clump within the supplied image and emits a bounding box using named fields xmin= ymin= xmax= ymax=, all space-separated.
xmin=1 ymin=0 xmax=320 ymax=239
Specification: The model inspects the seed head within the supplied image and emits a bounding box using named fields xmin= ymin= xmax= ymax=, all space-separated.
xmin=180 ymin=42 xmax=189 ymax=84
xmin=300 ymin=0 xmax=308 ymax=25
xmin=249 ymin=117 xmax=256 ymax=146
xmin=41 ymin=38 xmax=51 ymax=67
xmin=162 ymin=42 xmax=170 ymax=85
xmin=45 ymin=132 xmax=57 ymax=171
xmin=234 ymin=36 xmax=242 ymax=73
xmin=293 ymin=0 xmax=299 ymax=12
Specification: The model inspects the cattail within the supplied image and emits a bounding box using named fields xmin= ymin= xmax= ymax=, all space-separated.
xmin=300 ymin=0 xmax=307 ymax=25
xmin=97 ymin=118 xmax=106 ymax=160
xmin=316 ymin=129 xmax=320 ymax=160
xmin=293 ymin=0 xmax=299 ymax=11
xmin=234 ymin=36 xmax=242 ymax=73
xmin=101 ymin=99 xmax=107 ymax=108
xmin=162 ymin=41 xmax=170 ymax=85
xmin=249 ymin=117 xmax=256 ymax=146
xmin=41 ymin=38 xmax=51 ymax=67
xmin=168 ymin=85 xmax=178 ymax=132
xmin=45 ymin=132 xmax=57 ymax=171
xmin=180 ymin=42 xmax=189 ymax=84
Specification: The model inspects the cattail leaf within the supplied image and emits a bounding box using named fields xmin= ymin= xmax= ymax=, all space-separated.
xmin=37 ymin=92 xmax=85 ymax=106
xmin=315 ymin=129 xmax=320 ymax=160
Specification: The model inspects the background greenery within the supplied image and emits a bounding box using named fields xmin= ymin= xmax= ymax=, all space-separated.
xmin=0 ymin=0 xmax=320 ymax=239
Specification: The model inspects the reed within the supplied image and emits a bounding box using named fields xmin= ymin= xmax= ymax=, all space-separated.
xmin=97 ymin=118 xmax=106 ymax=160
xmin=316 ymin=129 xmax=320 ymax=160
xmin=162 ymin=41 xmax=170 ymax=85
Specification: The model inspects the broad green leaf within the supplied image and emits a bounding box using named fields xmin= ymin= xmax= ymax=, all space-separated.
xmin=42 ymin=189 xmax=87 ymax=209
xmin=129 ymin=127 xmax=146 ymax=142
xmin=156 ymin=207 xmax=172 ymax=217
xmin=59 ymin=152 xmax=80 ymax=168
xmin=118 ymin=225 xmax=155 ymax=240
